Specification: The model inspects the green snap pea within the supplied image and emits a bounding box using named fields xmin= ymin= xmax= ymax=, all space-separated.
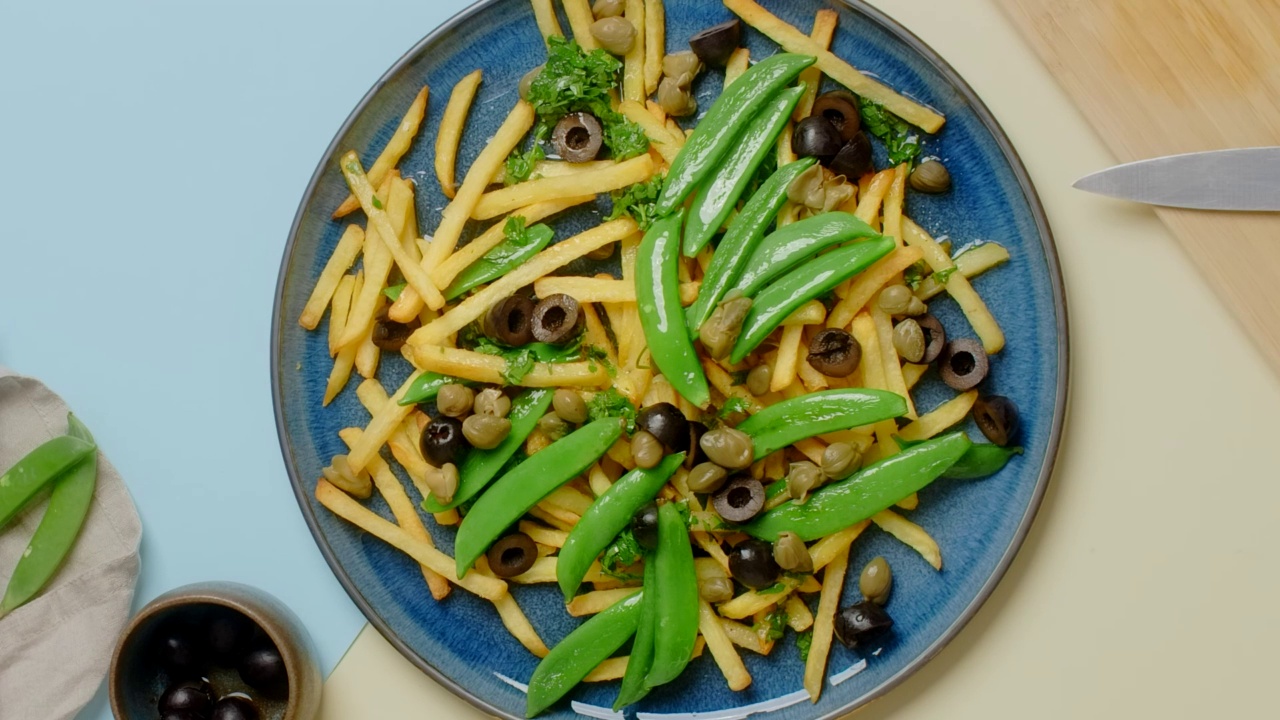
xmin=728 ymin=236 xmax=896 ymax=363
xmin=637 ymin=211 xmax=710 ymax=408
xmin=455 ymin=418 xmax=623 ymax=575
xmin=645 ymin=502 xmax=698 ymax=689
xmin=895 ymin=436 xmax=1024 ymax=479
xmin=685 ymin=157 xmax=817 ymax=336
xmin=558 ymin=453 xmax=684 ymax=600
xmin=1 ymin=414 xmax=98 ymax=617
xmin=737 ymin=388 xmax=906 ymax=458
xmin=683 ymin=85 xmax=807 ymax=256
xmin=732 ymin=212 xmax=882 ymax=298
xmin=0 ymin=435 xmax=97 ymax=531
xmin=444 ymin=223 xmax=555 ymax=300
xmin=657 ymin=53 xmax=817 ymax=216
xmin=745 ymin=432 xmax=972 ymax=541
xmin=398 ymin=372 xmax=471 ymax=407
xmin=526 ymin=589 xmax=644 ymax=717
xmin=423 ymin=389 xmax=554 ymax=513
xmin=614 ymin=559 xmax=658 ymax=710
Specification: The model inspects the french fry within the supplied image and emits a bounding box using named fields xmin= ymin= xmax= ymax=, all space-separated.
xmin=325 ymin=272 xmax=361 ymax=405
xmin=623 ymin=0 xmax=646 ymax=103
xmin=805 ymin=539 xmax=851 ymax=702
xmin=410 ymin=218 xmax=638 ymax=345
xmin=346 ymin=371 xmax=423 ymax=474
xmin=873 ymin=509 xmax=942 ymax=570
xmin=917 ymin=242 xmax=1011 ymax=300
xmin=561 ymin=0 xmax=598 ymax=50
xmin=492 ymin=159 xmax=616 ymax=185
xmin=354 ymin=314 xmax=381 ymax=379
xmin=665 ymin=117 xmax=685 ymax=147
xmin=724 ymin=47 xmax=751 ymax=88
xmin=795 ymin=10 xmax=839 ymax=119
xmin=797 ymin=358 xmax=829 ymax=392
xmin=332 ymin=86 xmax=428 ymax=218
xmin=904 ymin=218 xmax=1005 ymax=353
xmin=412 ymin=345 xmax=609 ymax=388
xmin=328 ymin=273 xmax=356 ymax=357
xmin=534 ymin=499 xmax=582 ymax=528
xmin=543 ymin=485 xmax=595 ymax=516
xmin=581 ymin=303 xmax=619 ymax=371
xmin=882 ymin=163 xmax=908 ymax=247
xmin=721 ymin=617 xmax=772 ymax=655
xmin=644 ymin=0 xmax=665 ymax=96
xmin=300 ymin=225 xmax=364 ymax=330
xmin=472 ymin=154 xmax=655 ymax=220
xmin=493 ymin=592 xmax=550 ymax=657
xmin=853 ymin=168 xmax=895 ymax=229
xmin=899 ymin=390 xmax=978 ymax=442
xmin=783 ymin=300 xmax=826 ymax=326
xmin=699 ymin=599 xmax=752 ymax=691
xmin=903 ymin=362 xmax=928 ymax=390
xmin=770 ymin=323 xmax=805 ymax=393
xmin=897 ymin=493 xmax=919 ymax=511
xmin=434 ymin=70 xmax=484 ymax=199
xmin=871 ymin=305 xmax=915 ymax=418
xmin=619 ymin=101 xmax=681 ymax=163
xmin=532 ymin=276 xmax=699 ymax=305
xmin=850 ymin=314 xmax=899 ymax=449
xmin=724 ymin=0 xmax=945 ymax=133
xmin=785 ymin=595 xmax=814 ymax=632
xmin=338 ymin=175 xmax=409 ymax=349
xmin=531 ymin=0 xmax=564 ymax=42
xmin=826 ymin=246 xmax=924 ymax=329
xmin=717 ymin=523 xmax=868 ymax=620
xmin=777 ymin=123 xmax=797 ymax=171
xmin=702 ymin=360 xmax=765 ymax=415
xmin=567 ymin=587 xmax=642 ymax=617
xmin=528 ymin=505 xmax=576 ymax=532
xmin=588 ymin=463 xmax=614 ymax=497
xmin=518 ymin=520 xmax=569 ymax=548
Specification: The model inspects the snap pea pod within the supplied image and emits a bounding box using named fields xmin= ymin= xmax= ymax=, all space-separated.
xmin=745 ymin=432 xmax=972 ymax=541
xmin=443 ymin=223 xmax=555 ymax=300
xmin=685 ymin=157 xmax=817 ymax=336
xmin=895 ymin=436 xmax=1023 ymax=479
xmin=737 ymin=388 xmax=907 ymax=458
xmin=398 ymin=372 xmax=470 ymax=406
xmin=455 ymin=418 xmax=623 ymax=575
xmin=423 ymin=389 xmax=554 ymax=512
xmin=0 ymin=435 xmax=97 ymax=531
xmin=526 ymin=590 xmax=644 ymax=717
xmin=637 ymin=211 xmax=710 ymax=408
xmin=683 ymin=85 xmax=806 ymax=256
xmin=614 ymin=559 xmax=658 ymax=710
xmin=558 ymin=453 xmax=684 ymax=600
xmin=645 ymin=502 xmax=699 ymax=689
xmin=657 ymin=53 xmax=817 ymax=216
xmin=0 ymin=414 xmax=97 ymax=616
xmin=728 ymin=236 xmax=895 ymax=363
xmin=732 ymin=212 xmax=882 ymax=297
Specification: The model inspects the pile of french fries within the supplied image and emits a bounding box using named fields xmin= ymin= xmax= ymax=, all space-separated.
xmin=299 ymin=0 xmax=1012 ymax=704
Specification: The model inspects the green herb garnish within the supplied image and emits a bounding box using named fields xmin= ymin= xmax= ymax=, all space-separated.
xmin=933 ymin=266 xmax=957 ymax=285
xmin=758 ymin=608 xmax=789 ymax=642
xmin=600 ymin=529 xmax=644 ymax=580
xmin=859 ymin=98 xmax=923 ymax=167
xmin=903 ymin=260 xmax=928 ymax=290
xmin=719 ymin=396 xmax=751 ymax=418
xmin=586 ymin=387 xmax=637 ymax=433
xmin=797 ymin=629 xmax=813 ymax=661
xmin=608 ymin=175 xmax=665 ymax=230
xmin=384 ymin=283 xmax=407 ymax=301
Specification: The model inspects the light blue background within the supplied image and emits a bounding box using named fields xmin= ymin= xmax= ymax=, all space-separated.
xmin=0 ymin=0 xmax=471 ymax=716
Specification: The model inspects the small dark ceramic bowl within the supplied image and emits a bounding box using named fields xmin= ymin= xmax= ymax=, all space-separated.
xmin=110 ymin=582 xmax=322 ymax=720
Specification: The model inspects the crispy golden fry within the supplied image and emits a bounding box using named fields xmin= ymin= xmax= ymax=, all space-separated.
xmin=902 ymin=362 xmax=928 ymax=390
xmin=333 ymin=86 xmax=428 ymax=218
xmin=434 ymin=70 xmax=483 ymax=199
xmin=472 ymin=154 xmax=655 ymax=220
xmin=623 ymin=0 xmax=646 ymax=102
xmin=703 ymin=360 xmax=765 ymax=415
xmin=492 ymin=159 xmax=617 ymax=185
xmin=339 ymin=175 xmax=409 ymax=349
xmin=581 ymin=302 xmax=620 ymax=372
xmin=355 ymin=377 xmax=388 ymax=414
xmin=328 ymin=273 xmax=356 ymax=357
xmin=567 ymin=587 xmax=642 ymax=617
xmin=528 ymin=505 xmax=576 ymax=532
xmin=700 ymin=599 xmax=752 ymax=691
xmin=493 ymin=592 xmax=550 ymax=657
xmin=882 ymin=163 xmax=908 ymax=247
xmin=797 ymin=358 xmax=829 ymax=392
xmin=873 ymin=509 xmax=942 ymax=570
xmin=724 ymin=47 xmax=751 ymax=88
xmin=776 ymin=123 xmax=797 ymax=172
xmin=588 ymin=463 xmax=614 ymax=497
xmin=325 ymin=272 xmax=361 ymax=405
xmin=916 ymin=242 xmax=1010 ymax=300
xmin=619 ymin=101 xmax=681 ymax=163
xmin=805 ymin=539 xmax=851 ymax=702
xmin=770 ymin=323 xmax=806 ymax=393
xmin=785 ymin=595 xmax=814 ymax=632
xmin=718 ymin=523 xmax=868 ymax=620
xmin=872 ymin=306 xmax=915 ymax=419
xmin=853 ymin=168 xmax=894 ymax=229
xmin=355 ymin=314 xmax=381 ymax=379
xmin=826 ymin=246 xmax=924 ymax=330
xmin=783 ymin=300 xmax=827 ymax=326
xmin=722 ymin=617 xmax=772 ymax=655
xmin=665 ymin=117 xmax=685 ymax=147
xmin=795 ymin=9 xmax=839 ymax=119
xmin=543 ymin=485 xmax=595 ymax=516
xmin=518 ymin=520 xmax=569 ymax=548
xmin=531 ymin=0 xmax=564 ymax=42
xmin=346 ymin=371 xmax=423 ymax=474
xmin=532 ymin=276 xmax=699 ymax=305
xmin=897 ymin=493 xmax=919 ymax=511
xmin=899 ymin=390 xmax=978 ymax=442
xmin=412 ymin=345 xmax=609 ymax=388
xmin=904 ymin=218 xmax=1005 ymax=353
xmin=644 ymin=0 xmax=665 ymax=95
xmin=535 ymin=499 xmax=583 ymax=528
xmin=850 ymin=314 xmax=899 ymax=449
xmin=300 ymin=225 xmax=364 ymax=330
xmin=724 ymin=0 xmax=944 ymax=132
xmin=562 ymin=0 xmax=598 ymax=50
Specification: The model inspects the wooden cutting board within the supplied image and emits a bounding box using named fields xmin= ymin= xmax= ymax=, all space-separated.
xmin=997 ymin=0 xmax=1280 ymax=377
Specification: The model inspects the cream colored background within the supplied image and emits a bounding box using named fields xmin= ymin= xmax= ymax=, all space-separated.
xmin=318 ymin=1 xmax=1280 ymax=717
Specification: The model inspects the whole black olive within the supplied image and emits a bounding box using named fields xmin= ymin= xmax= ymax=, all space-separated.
xmin=689 ymin=19 xmax=741 ymax=67
xmin=155 ymin=625 xmax=203 ymax=678
xmin=973 ymin=395 xmax=1019 ymax=446
xmin=371 ymin=307 xmax=421 ymax=352
xmin=484 ymin=295 xmax=536 ymax=346
xmin=487 ymin=533 xmax=538 ymax=578
xmin=937 ymin=338 xmax=989 ymax=391
xmin=829 ymin=133 xmax=874 ymax=180
xmin=808 ymin=328 xmax=862 ymax=378
xmin=207 ymin=610 xmax=255 ymax=664
xmin=531 ymin=294 xmax=584 ymax=345
xmin=420 ymin=416 xmax=469 ymax=466
xmin=917 ymin=313 xmax=946 ymax=364
xmin=158 ymin=679 xmax=213 ymax=719
xmin=834 ymin=600 xmax=894 ymax=649
xmin=811 ymin=90 xmax=862 ymax=141
xmin=636 ymin=402 xmax=689 ymax=451
xmin=685 ymin=420 xmax=709 ymax=469
xmin=728 ymin=538 xmax=780 ymax=589
xmin=552 ymin=112 xmax=604 ymax=163
xmin=791 ymin=116 xmax=844 ymax=165
xmin=712 ymin=476 xmax=765 ymax=523
xmin=238 ymin=645 xmax=288 ymax=698
xmin=211 ymin=695 xmax=261 ymax=720
xmin=631 ymin=502 xmax=660 ymax=550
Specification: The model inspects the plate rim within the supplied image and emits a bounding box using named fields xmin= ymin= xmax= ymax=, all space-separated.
xmin=269 ymin=1 xmax=1071 ymax=717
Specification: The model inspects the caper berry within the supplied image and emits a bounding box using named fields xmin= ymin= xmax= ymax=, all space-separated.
xmin=786 ymin=460 xmax=823 ymax=504
xmin=820 ymin=442 xmax=861 ymax=480
xmin=592 ymin=0 xmax=624 ymax=18
xmin=662 ymin=51 xmax=703 ymax=80
xmin=462 ymin=414 xmax=512 ymax=450
xmin=591 ymin=16 xmax=637 ymax=56
xmin=657 ymin=74 xmax=698 ymax=117
xmin=745 ymin=364 xmax=772 ymax=396
xmin=893 ymin=318 xmax=926 ymax=363
xmin=772 ymin=531 xmax=813 ymax=573
xmin=425 ymin=462 xmax=459 ymax=505
xmin=909 ymin=159 xmax=951 ymax=194
xmin=699 ymin=426 xmax=754 ymax=470
xmin=631 ymin=430 xmax=665 ymax=469
xmin=903 ymin=296 xmax=928 ymax=316
xmin=878 ymin=284 xmax=915 ymax=315
xmin=473 ymin=388 xmax=511 ymax=418
xmin=536 ymin=412 xmax=569 ymax=440
xmin=686 ymin=462 xmax=728 ymax=493
xmin=859 ymin=556 xmax=893 ymax=605
xmin=700 ymin=294 xmax=753 ymax=360
xmin=553 ymin=388 xmax=588 ymax=424
xmin=436 ymin=383 xmax=474 ymax=418
xmin=699 ymin=576 xmax=734 ymax=603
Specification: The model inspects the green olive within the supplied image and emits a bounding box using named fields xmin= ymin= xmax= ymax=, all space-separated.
xmin=462 ymin=414 xmax=512 ymax=450
xmin=909 ymin=159 xmax=951 ymax=194
xmin=772 ymin=531 xmax=813 ymax=573
xmin=877 ymin=284 xmax=915 ymax=316
xmin=700 ymin=293 xmax=753 ymax=360
xmin=657 ymin=74 xmax=698 ymax=117
xmin=893 ymin=318 xmax=926 ymax=363
xmin=592 ymin=0 xmax=625 ymax=18
xmin=518 ymin=65 xmax=544 ymax=101
xmin=786 ymin=460 xmax=823 ymax=504
xmin=859 ymin=556 xmax=893 ymax=605
xmin=631 ymin=430 xmax=665 ymax=469
xmin=687 ymin=462 xmax=728 ymax=493
xmin=426 ymin=462 xmax=459 ymax=504
xmin=590 ymin=17 xmax=637 ymax=55
xmin=698 ymin=576 xmax=734 ymax=603
xmin=473 ymin=388 xmax=511 ymax=418
xmin=537 ymin=412 xmax=569 ymax=440
xmin=745 ymin=365 xmax=772 ymax=396
xmin=662 ymin=51 xmax=703 ymax=80
xmin=820 ymin=442 xmax=861 ymax=480
xmin=553 ymin=388 xmax=588 ymax=424
xmin=699 ymin=427 xmax=754 ymax=470
xmin=436 ymin=383 xmax=475 ymax=418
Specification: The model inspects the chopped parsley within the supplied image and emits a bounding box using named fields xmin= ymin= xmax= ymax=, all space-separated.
xmin=461 ymin=323 xmax=586 ymax=384
xmin=796 ymin=629 xmax=813 ymax=661
xmin=757 ymin=581 xmax=790 ymax=595
xmin=719 ymin=396 xmax=751 ymax=418
xmin=383 ymin=283 xmax=407 ymax=301
xmin=859 ymin=98 xmax=924 ymax=167
xmin=757 ymin=608 xmax=789 ymax=642
xmin=933 ymin=266 xmax=957 ymax=285
xmin=600 ymin=528 xmax=644 ymax=580
xmin=488 ymin=216 xmax=553 ymax=264
xmin=608 ymin=175 xmax=665 ymax=230
xmin=586 ymin=387 xmax=637 ymax=433
xmin=503 ymin=141 xmax=546 ymax=186
xmin=903 ymin=260 xmax=928 ymax=290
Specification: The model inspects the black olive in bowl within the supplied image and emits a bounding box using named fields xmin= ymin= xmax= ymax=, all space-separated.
xmin=689 ymin=19 xmax=741 ymax=67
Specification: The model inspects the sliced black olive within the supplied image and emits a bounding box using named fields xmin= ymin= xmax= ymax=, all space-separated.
xmin=487 ymin=533 xmax=538 ymax=578
xmin=239 ymin=644 xmax=288 ymax=697
xmin=631 ymin=502 xmax=660 ymax=550
xmin=973 ymin=395 xmax=1020 ymax=446
xmin=792 ymin=116 xmax=844 ymax=165
xmin=830 ymin=133 xmax=873 ymax=180
xmin=531 ymin=294 xmax=584 ymax=344
xmin=808 ymin=328 xmax=862 ymax=378
xmin=207 ymin=609 xmax=255 ymax=664
xmin=834 ymin=600 xmax=894 ymax=649
xmin=552 ymin=112 xmax=604 ymax=163
xmin=420 ymin=416 xmax=468 ymax=466
xmin=372 ymin=306 xmax=421 ymax=352
xmin=211 ymin=696 xmax=261 ymax=720
xmin=158 ymin=679 xmax=213 ymax=718
xmin=728 ymin=538 xmax=780 ymax=589
xmin=689 ymin=19 xmax=741 ymax=67
xmin=484 ymin=295 xmax=535 ymax=346
xmin=937 ymin=338 xmax=989 ymax=391
xmin=917 ymin=313 xmax=946 ymax=364
xmin=685 ymin=420 xmax=709 ymax=469
xmin=812 ymin=90 xmax=862 ymax=141
xmin=637 ymin=402 xmax=689 ymax=451
xmin=155 ymin=624 xmax=203 ymax=678
xmin=712 ymin=476 xmax=765 ymax=523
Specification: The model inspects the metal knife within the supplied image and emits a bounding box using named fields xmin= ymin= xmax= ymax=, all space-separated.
xmin=1073 ymin=147 xmax=1280 ymax=211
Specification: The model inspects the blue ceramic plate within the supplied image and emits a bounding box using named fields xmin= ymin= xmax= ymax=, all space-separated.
xmin=272 ymin=1 xmax=1068 ymax=718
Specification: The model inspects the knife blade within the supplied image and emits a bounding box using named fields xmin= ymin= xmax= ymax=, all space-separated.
xmin=1073 ymin=147 xmax=1280 ymax=211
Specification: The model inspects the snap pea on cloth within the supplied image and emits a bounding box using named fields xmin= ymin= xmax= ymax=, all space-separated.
xmin=0 ymin=367 xmax=141 ymax=720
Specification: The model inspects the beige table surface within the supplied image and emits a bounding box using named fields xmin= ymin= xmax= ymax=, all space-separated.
xmin=318 ymin=1 xmax=1280 ymax=717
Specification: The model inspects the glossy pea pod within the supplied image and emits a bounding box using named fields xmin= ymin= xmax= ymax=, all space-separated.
xmin=645 ymin=502 xmax=700 ymax=689
xmin=443 ymin=223 xmax=555 ymax=300
xmin=454 ymin=417 xmax=623 ymax=575
xmin=736 ymin=388 xmax=907 ymax=458
xmin=614 ymin=559 xmax=658 ymax=710
xmin=526 ymin=590 xmax=644 ymax=717
xmin=745 ymin=432 xmax=972 ymax=542
xmin=0 ymin=414 xmax=97 ymax=616
xmin=685 ymin=157 xmax=817 ymax=336
xmin=656 ymin=53 xmax=817 ymax=216
xmin=637 ymin=211 xmax=710 ymax=408
xmin=0 ymin=435 xmax=97 ymax=530
xmin=728 ymin=236 xmax=896 ymax=363
xmin=398 ymin=372 xmax=472 ymax=407
xmin=682 ymin=85 xmax=807 ymax=256
xmin=731 ymin=212 xmax=883 ymax=298
xmin=423 ymin=389 xmax=554 ymax=513
xmin=558 ymin=453 xmax=685 ymax=600
xmin=895 ymin=436 xmax=1024 ymax=480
